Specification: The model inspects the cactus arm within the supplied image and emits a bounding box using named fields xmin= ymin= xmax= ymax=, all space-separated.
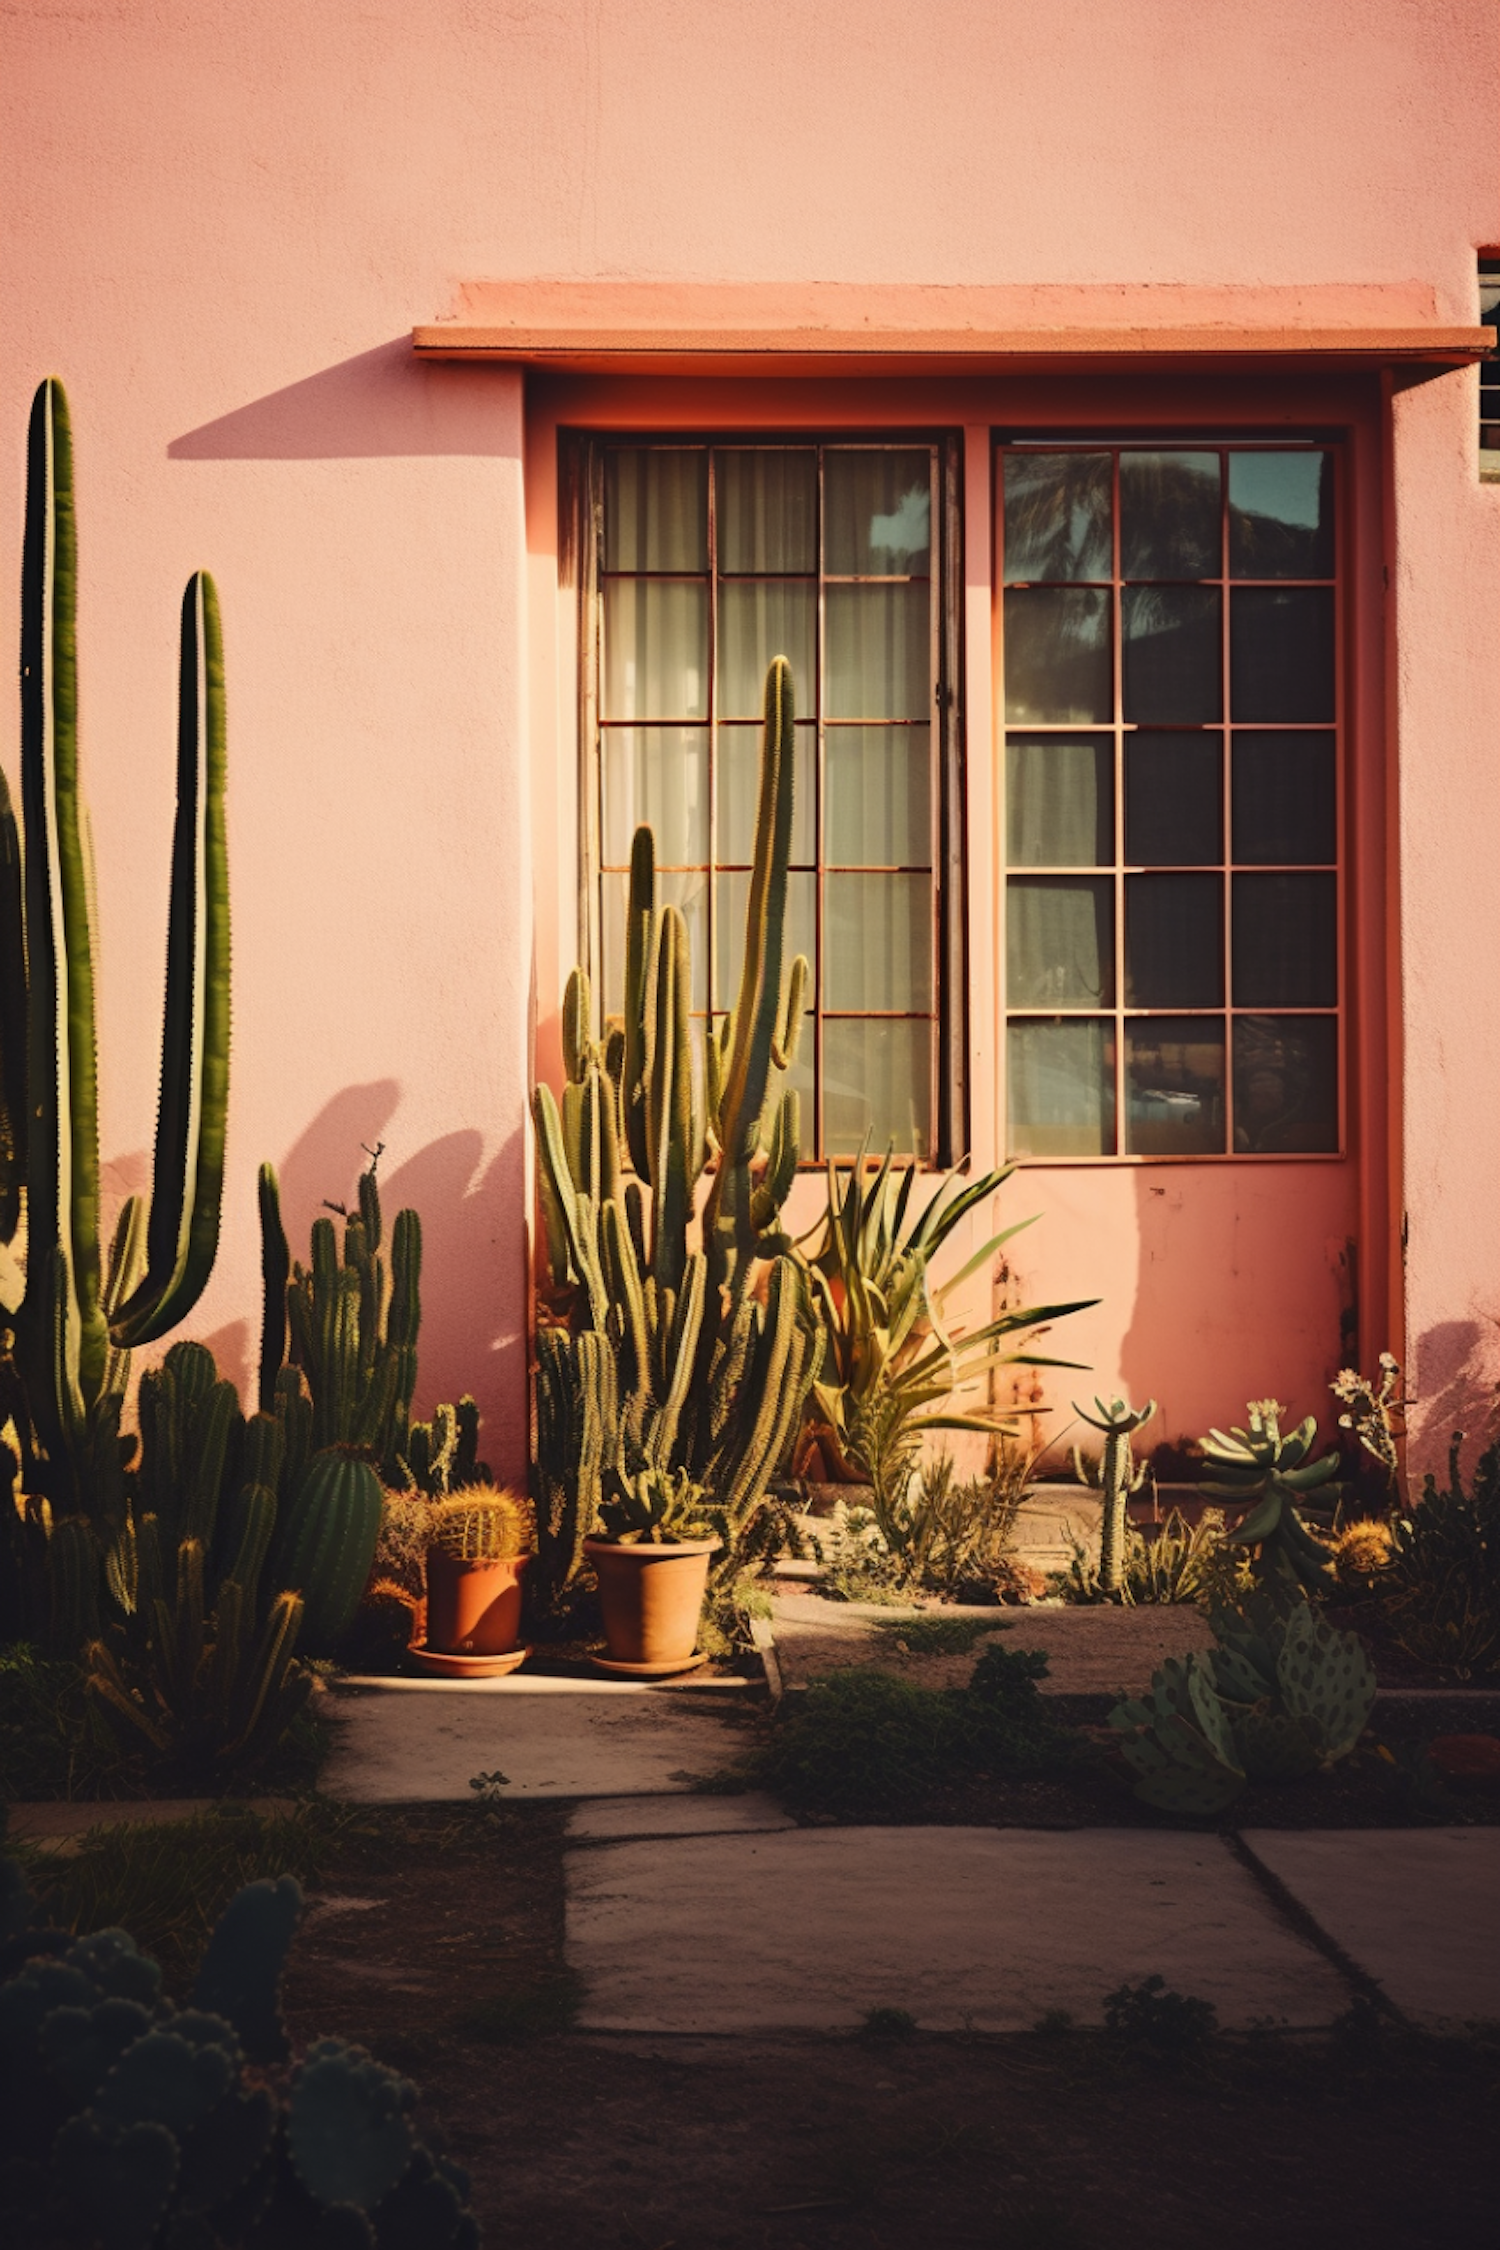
xmin=20 ymin=378 xmax=106 ymax=1442
xmin=703 ymin=657 xmax=797 ymax=1298
xmin=622 ymin=827 xmax=655 ymax=1176
xmin=0 ymin=773 xmax=27 ymax=1248
xmin=112 ymin=574 xmax=230 ymax=1348
xmin=646 ymin=904 xmax=694 ymax=1293
xmin=255 ymin=1162 xmax=290 ymax=1410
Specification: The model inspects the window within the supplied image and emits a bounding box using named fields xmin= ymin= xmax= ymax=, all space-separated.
xmin=581 ymin=438 xmax=962 ymax=1162
xmin=998 ymin=442 xmax=1341 ymax=1159
xmin=1481 ymin=258 xmax=1500 ymax=473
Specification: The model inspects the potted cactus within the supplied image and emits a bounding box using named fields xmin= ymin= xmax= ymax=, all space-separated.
xmin=584 ymin=1468 xmax=721 ymax=1675
xmin=419 ymin=1485 xmax=534 ymax=1673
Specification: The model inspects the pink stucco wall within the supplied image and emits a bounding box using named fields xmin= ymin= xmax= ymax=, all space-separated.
xmin=2 ymin=1 xmax=1496 ymax=1480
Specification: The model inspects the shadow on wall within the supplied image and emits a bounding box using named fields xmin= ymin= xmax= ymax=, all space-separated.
xmin=270 ymin=1084 xmax=529 ymax=1483
xmin=1410 ymin=1316 xmax=1500 ymax=1480
xmin=167 ymin=340 xmax=516 ymax=461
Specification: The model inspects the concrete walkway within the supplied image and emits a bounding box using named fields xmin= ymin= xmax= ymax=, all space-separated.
xmin=322 ymin=1675 xmax=750 ymax=1801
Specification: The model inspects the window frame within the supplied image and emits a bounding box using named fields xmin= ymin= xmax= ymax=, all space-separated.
xmin=569 ymin=427 xmax=969 ymax=1167
xmin=993 ymin=431 xmax=1348 ymax=1165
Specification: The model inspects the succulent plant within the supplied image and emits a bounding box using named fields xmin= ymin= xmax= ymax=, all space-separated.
xmin=532 ymin=659 xmax=822 ymax=1612
xmin=268 ymin=1445 xmax=383 ymax=1655
xmin=1107 ymin=1590 xmax=1376 ymax=1815
xmin=1198 ymin=1398 xmax=1342 ymax=1593
xmin=1072 ymin=1394 xmax=1157 ymax=1598
xmin=0 ymin=1861 xmax=480 ymax=2247
xmin=429 ymin=1486 xmax=533 ymax=1561
xmin=596 ymin=1465 xmax=714 ymax=1546
xmin=1 ymin=379 xmax=231 ymax=1533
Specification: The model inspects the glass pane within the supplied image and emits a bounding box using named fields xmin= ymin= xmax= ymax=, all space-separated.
xmin=1233 ymin=1014 xmax=1339 ymax=1153
xmin=1006 ymin=877 xmax=1114 ymax=1009
xmin=1122 ymin=587 xmax=1222 ymax=723
xmin=1125 ymin=1018 xmax=1227 ymax=1155
xmin=1008 ymin=1018 xmax=1116 ymax=1157
xmin=604 ymin=449 xmax=708 ymax=572
xmin=824 ymin=451 xmax=932 ymax=574
xmin=712 ymin=870 xmax=816 ymax=1013
xmin=1125 ymin=874 xmax=1223 ymax=1007
xmin=826 ymin=726 xmax=932 ymax=867
xmin=1230 ymin=588 xmax=1335 ymax=722
xmin=825 ymin=584 xmax=931 ymax=719
xmin=1120 ymin=452 xmax=1221 ymax=580
xmin=602 ymin=580 xmax=708 ymax=720
xmin=1003 ymin=588 xmax=1111 ymax=724
xmin=1232 ymin=873 xmax=1337 ymax=1006
xmin=1002 ymin=453 xmax=1112 ymax=584
xmin=1125 ymin=733 xmax=1222 ymax=864
xmin=1229 ymin=452 xmax=1334 ymax=578
xmin=1232 ymin=732 xmax=1336 ymax=864
xmin=1006 ymin=735 xmax=1113 ymax=867
xmin=824 ymin=1018 xmax=933 ymax=1161
xmin=601 ymin=868 xmax=708 ymax=1016
xmin=715 ymin=449 xmax=817 ymax=574
xmin=718 ymin=724 xmax=815 ymax=867
xmin=601 ymin=727 xmax=710 ymax=867
xmin=717 ymin=580 xmax=816 ymax=719
xmin=825 ymin=873 xmax=933 ymax=1012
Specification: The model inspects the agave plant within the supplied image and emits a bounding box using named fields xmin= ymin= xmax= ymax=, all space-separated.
xmin=1198 ymin=1398 xmax=1342 ymax=1593
xmin=795 ymin=1135 xmax=1095 ymax=1506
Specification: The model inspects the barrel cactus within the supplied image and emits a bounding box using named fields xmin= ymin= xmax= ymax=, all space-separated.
xmin=429 ymin=1486 xmax=533 ymax=1561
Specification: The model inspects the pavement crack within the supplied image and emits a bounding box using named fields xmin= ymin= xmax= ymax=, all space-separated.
xmin=1225 ymin=1830 xmax=1411 ymax=2028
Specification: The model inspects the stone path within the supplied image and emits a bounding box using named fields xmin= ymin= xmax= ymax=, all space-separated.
xmin=768 ymin=1587 xmax=1213 ymax=1694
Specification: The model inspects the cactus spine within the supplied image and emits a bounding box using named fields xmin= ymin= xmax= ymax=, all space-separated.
xmin=1074 ymin=1394 xmax=1157 ymax=1598
xmin=4 ymin=378 xmax=231 ymax=1518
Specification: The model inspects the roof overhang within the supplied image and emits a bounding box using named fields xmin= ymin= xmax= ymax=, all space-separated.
xmin=413 ymin=282 xmax=1491 ymax=377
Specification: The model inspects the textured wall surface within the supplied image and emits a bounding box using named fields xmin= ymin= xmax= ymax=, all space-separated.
xmin=1 ymin=0 xmax=1496 ymax=1475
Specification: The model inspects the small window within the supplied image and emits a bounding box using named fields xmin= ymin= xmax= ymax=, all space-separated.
xmin=579 ymin=437 xmax=963 ymax=1163
xmin=999 ymin=442 xmax=1341 ymax=1160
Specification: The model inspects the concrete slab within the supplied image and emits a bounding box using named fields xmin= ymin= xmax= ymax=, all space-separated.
xmin=322 ymin=1679 xmax=745 ymax=1801
xmin=1241 ymin=1828 xmax=1500 ymax=2030
xmin=568 ymin=1793 xmax=796 ymax=1841
xmin=768 ymin=1590 xmax=1212 ymax=1695
xmin=566 ymin=1826 xmax=1350 ymax=2033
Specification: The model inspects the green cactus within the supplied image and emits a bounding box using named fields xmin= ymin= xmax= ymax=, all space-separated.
xmin=1198 ymin=1397 xmax=1342 ymax=1592
xmin=597 ymin=1464 xmax=713 ymax=1546
xmin=1 ymin=1866 xmax=480 ymax=2247
xmin=429 ymin=1485 xmax=532 ymax=1560
xmin=531 ymin=660 xmax=819 ymax=1614
xmin=269 ymin=1445 xmax=382 ymax=1654
xmin=3 ymin=380 xmax=231 ymax=1523
xmin=1108 ymin=1588 xmax=1375 ymax=1815
xmin=1073 ymin=1394 xmax=1157 ymax=1598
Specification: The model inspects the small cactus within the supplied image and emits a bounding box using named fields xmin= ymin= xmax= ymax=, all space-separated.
xmin=1072 ymin=1395 xmax=1157 ymax=1599
xmin=429 ymin=1485 xmax=533 ymax=1561
xmin=1199 ymin=1398 xmax=1341 ymax=1593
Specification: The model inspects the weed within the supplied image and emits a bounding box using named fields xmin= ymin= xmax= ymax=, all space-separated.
xmin=15 ymin=1801 xmax=346 ymax=1992
xmin=861 ymin=2005 xmax=918 ymax=2040
xmin=877 ymin=1614 xmax=1008 ymax=1655
xmin=0 ymin=1644 xmax=123 ymax=1800
xmin=1102 ymin=1974 xmax=1218 ymax=2065
xmin=1033 ymin=2008 xmax=1075 ymax=2037
xmin=469 ymin=1768 xmax=512 ymax=1802
xmin=459 ymin=1965 xmax=585 ymax=2043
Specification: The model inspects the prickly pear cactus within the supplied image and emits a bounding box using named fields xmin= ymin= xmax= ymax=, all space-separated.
xmin=0 ymin=1861 xmax=481 ymax=2247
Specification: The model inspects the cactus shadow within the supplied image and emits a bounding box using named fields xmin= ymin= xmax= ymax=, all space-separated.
xmin=274 ymin=1082 xmax=402 ymax=1251
xmin=1409 ymin=1316 xmax=1500 ymax=1479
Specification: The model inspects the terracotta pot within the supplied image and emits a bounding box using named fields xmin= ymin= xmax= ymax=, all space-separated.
xmin=583 ymin=1536 xmax=720 ymax=1669
xmin=424 ymin=1548 xmax=530 ymax=1655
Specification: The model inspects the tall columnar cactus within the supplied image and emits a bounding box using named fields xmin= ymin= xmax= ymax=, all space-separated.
xmin=531 ymin=658 xmax=819 ymax=1605
xmin=1 ymin=378 xmax=230 ymax=1516
xmin=259 ymin=1156 xmax=421 ymax=1480
xmin=269 ymin=1444 xmax=383 ymax=1654
xmin=1074 ymin=1394 xmax=1157 ymax=1598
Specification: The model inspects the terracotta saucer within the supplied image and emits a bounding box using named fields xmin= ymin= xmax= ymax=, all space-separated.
xmin=588 ymin=1650 xmax=710 ymax=1679
xmin=407 ymin=1644 xmax=530 ymax=1679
